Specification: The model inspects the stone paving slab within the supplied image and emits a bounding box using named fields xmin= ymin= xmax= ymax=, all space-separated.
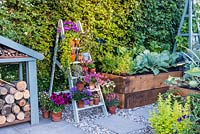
xmin=0 ymin=118 xmax=85 ymax=134
xmin=95 ymin=115 xmax=146 ymax=134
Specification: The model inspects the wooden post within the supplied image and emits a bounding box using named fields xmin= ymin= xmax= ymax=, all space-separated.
xmin=19 ymin=63 xmax=23 ymax=81
xmin=26 ymin=61 xmax=39 ymax=125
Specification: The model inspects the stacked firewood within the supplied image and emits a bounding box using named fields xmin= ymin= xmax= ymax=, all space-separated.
xmin=0 ymin=45 xmax=27 ymax=57
xmin=0 ymin=80 xmax=30 ymax=125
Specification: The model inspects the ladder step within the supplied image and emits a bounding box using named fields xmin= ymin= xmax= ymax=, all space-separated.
xmin=77 ymin=102 xmax=105 ymax=111
xmin=185 ymin=14 xmax=195 ymax=17
xmin=179 ymin=33 xmax=200 ymax=36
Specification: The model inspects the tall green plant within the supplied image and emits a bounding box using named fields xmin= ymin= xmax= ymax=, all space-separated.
xmin=149 ymin=94 xmax=192 ymax=134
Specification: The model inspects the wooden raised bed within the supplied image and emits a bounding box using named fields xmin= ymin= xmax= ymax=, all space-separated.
xmin=170 ymin=86 xmax=200 ymax=97
xmin=103 ymin=70 xmax=183 ymax=108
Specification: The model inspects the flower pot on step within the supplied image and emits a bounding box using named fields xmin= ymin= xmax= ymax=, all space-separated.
xmin=108 ymin=106 xmax=117 ymax=114
xmin=93 ymin=97 xmax=100 ymax=105
xmin=51 ymin=111 xmax=62 ymax=122
xmin=77 ymin=100 xmax=84 ymax=108
xmin=42 ymin=111 xmax=50 ymax=119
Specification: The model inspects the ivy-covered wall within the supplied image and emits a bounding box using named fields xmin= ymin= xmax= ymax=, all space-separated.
xmin=0 ymin=0 xmax=184 ymax=91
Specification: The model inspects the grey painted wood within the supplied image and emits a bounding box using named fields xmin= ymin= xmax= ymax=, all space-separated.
xmin=0 ymin=36 xmax=44 ymax=60
xmin=0 ymin=57 xmax=35 ymax=63
xmin=19 ymin=63 xmax=23 ymax=80
xmin=26 ymin=61 xmax=39 ymax=125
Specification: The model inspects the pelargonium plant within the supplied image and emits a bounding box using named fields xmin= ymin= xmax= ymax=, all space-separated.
xmin=49 ymin=92 xmax=71 ymax=113
xmin=105 ymin=93 xmax=120 ymax=107
xmin=84 ymin=73 xmax=103 ymax=84
xmin=70 ymin=86 xmax=92 ymax=105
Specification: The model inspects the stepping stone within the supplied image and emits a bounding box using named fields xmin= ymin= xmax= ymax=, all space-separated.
xmin=95 ymin=115 xmax=146 ymax=134
xmin=0 ymin=126 xmax=20 ymax=134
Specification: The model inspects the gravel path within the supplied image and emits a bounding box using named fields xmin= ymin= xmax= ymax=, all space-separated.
xmin=63 ymin=104 xmax=154 ymax=134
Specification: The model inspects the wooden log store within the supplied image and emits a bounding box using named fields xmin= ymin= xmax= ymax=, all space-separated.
xmin=0 ymin=36 xmax=44 ymax=126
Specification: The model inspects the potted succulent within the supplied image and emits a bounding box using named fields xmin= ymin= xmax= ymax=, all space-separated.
xmin=88 ymin=60 xmax=96 ymax=73
xmin=105 ymin=93 xmax=120 ymax=114
xmin=84 ymin=73 xmax=103 ymax=89
xmin=49 ymin=92 xmax=71 ymax=122
xmin=38 ymin=91 xmax=51 ymax=119
xmin=70 ymin=86 xmax=92 ymax=108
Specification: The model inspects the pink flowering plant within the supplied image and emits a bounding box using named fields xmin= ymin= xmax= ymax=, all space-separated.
xmin=70 ymin=86 xmax=92 ymax=105
xmin=84 ymin=73 xmax=103 ymax=84
xmin=49 ymin=92 xmax=71 ymax=113
xmin=105 ymin=93 xmax=120 ymax=107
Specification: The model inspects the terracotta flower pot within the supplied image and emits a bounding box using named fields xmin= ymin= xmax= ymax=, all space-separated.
xmin=89 ymin=68 xmax=96 ymax=73
xmin=42 ymin=111 xmax=50 ymax=119
xmin=74 ymin=39 xmax=80 ymax=47
xmin=89 ymin=82 xmax=95 ymax=90
xmin=108 ymin=106 xmax=117 ymax=114
xmin=82 ymin=66 xmax=88 ymax=72
xmin=77 ymin=101 xmax=84 ymax=108
xmin=93 ymin=97 xmax=100 ymax=105
xmin=71 ymin=53 xmax=76 ymax=62
xmin=76 ymin=81 xmax=84 ymax=91
xmin=71 ymin=39 xmax=76 ymax=48
xmin=51 ymin=111 xmax=62 ymax=122
xmin=78 ymin=55 xmax=83 ymax=62
xmin=89 ymin=100 xmax=94 ymax=106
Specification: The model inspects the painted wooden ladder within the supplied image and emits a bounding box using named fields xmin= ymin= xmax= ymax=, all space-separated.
xmin=49 ymin=19 xmax=108 ymax=123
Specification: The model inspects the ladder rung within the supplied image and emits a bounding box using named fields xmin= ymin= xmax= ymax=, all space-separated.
xmin=185 ymin=14 xmax=195 ymax=17
xmin=179 ymin=33 xmax=200 ymax=36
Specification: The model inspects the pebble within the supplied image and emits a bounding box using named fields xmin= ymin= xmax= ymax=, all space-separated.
xmin=63 ymin=104 xmax=154 ymax=134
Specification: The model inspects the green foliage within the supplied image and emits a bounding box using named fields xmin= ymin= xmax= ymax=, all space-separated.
xmin=38 ymin=91 xmax=51 ymax=111
xmin=132 ymin=50 xmax=178 ymax=75
xmin=0 ymin=0 xmax=184 ymax=90
xmin=149 ymin=94 xmax=192 ymax=134
xmin=189 ymin=94 xmax=200 ymax=133
xmin=128 ymin=0 xmax=184 ymax=51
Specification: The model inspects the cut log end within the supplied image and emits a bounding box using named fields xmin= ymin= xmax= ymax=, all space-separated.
xmin=5 ymin=94 xmax=14 ymax=104
xmin=23 ymin=90 xmax=30 ymax=99
xmin=1 ymin=105 xmax=12 ymax=116
xmin=0 ymin=87 xmax=8 ymax=95
xmin=14 ymin=91 xmax=23 ymax=100
xmin=6 ymin=113 xmax=16 ymax=123
xmin=14 ymin=81 xmax=27 ymax=91
xmin=0 ymin=116 xmax=6 ymax=125
xmin=16 ymin=112 xmax=25 ymax=120
xmin=23 ymin=104 xmax=30 ymax=112
xmin=12 ymin=104 xmax=20 ymax=114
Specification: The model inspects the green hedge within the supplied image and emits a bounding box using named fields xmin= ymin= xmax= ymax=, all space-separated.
xmin=0 ymin=0 xmax=184 ymax=91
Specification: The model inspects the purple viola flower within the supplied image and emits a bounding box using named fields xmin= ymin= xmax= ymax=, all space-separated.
xmin=177 ymin=117 xmax=182 ymax=122
xmin=64 ymin=26 xmax=71 ymax=31
xmin=70 ymin=86 xmax=78 ymax=92
xmin=64 ymin=21 xmax=74 ymax=25
xmin=84 ymin=99 xmax=90 ymax=105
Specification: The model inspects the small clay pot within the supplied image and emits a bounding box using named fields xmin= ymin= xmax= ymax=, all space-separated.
xmin=51 ymin=111 xmax=62 ymax=122
xmin=108 ymin=106 xmax=117 ymax=114
xmin=42 ymin=111 xmax=50 ymax=119
xmin=71 ymin=39 xmax=76 ymax=48
xmin=71 ymin=53 xmax=76 ymax=62
xmin=77 ymin=101 xmax=84 ymax=108
xmin=89 ymin=100 xmax=94 ymax=106
xmin=89 ymin=68 xmax=96 ymax=73
xmin=93 ymin=97 xmax=100 ymax=105
xmin=89 ymin=82 xmax=95 ymax=90
xmin=76 ymin=81 xmax=84 ymax=91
